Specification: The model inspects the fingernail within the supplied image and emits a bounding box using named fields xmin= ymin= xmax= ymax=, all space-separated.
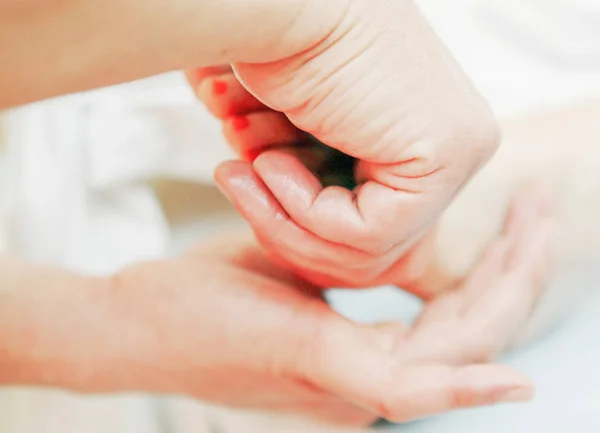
xmin=231 ymin=116 xmax=250 ymax=131
xmin=213 ymin=79 xmax=228 ymax=95
xmin=244 ymin=149 xmax=262 ymax=162
xmin=499 ymin=387 xmax=534 ymax=403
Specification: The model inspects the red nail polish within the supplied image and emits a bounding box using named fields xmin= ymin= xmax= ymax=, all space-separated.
xmin=231 ymin=116 xmax=250 ymax=131
xmin=213 ymin=79 xmax=228 ymax=95
xmin=244 ymin=149 xmax=261 ymax=161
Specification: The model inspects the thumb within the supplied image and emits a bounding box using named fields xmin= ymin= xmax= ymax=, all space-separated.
xmin=292 ymin=316 xmax=534 ymax=423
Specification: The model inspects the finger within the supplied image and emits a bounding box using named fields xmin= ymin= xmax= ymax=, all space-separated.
xmin=411 ymin=186 xmax=554 ymax=363
xmin=509 ymin=220 xmax=554 ymax=291
xmin=376 ymin=364 xmax=532 ymax=422
xmin=298 ymin=318 xmax=534 ymax=423
xmin=453 ymin=239 xmax=511 ymax=306
xmin=185 ymin=65 xmax=232 ymax=88
xmin=214 ymin=161 xmax=388 ymax=286
xmin=465 ymin=218 xmax=554 ymax=332
xmin=464 ymin=185 xmax=554 ymax=314
xmin=405 ymin=221 xmax=554 ymax=366
xmin=214 ymin=161 xmax=384 ymax=286
xmin=456 ymin=183 xmax=553 ymax=304
xmin=253 ymin=151 xmax=435 ymax=255
xmin=279 ymin=145 xmax=336 ymax=175
xmin=407 ymin=207 xmax=516 ymax=330
xmin=224 ymin=112 xmax=306 ymax=160
xmin=253 ymin=151 xmax=367 ymax=244
xmin=503 ymin=184 xmax=554 ymax=274
xmin=197 ymin=72 xmax=267 ymax=118
xmin=443 ymin=190 xmax=553 ymax=361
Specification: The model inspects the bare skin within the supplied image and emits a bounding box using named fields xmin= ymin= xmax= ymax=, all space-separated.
xmin=0 ymin=0 xmax=343 ymax=107
xmin=194 ymin=66 xmax=599 ymax=347
xmin=437 ymin=100 xmax=600 ymax=346
xmin=439 ymin=101 xmax=600 ymax=275
xmin=187 ymin=49 xmax=495 ymax=298
xmin=0 ymin=186 xmax=552 ymax=425
xmin=3 ymin=0 xmax=499 ymax=301
xmin=0 ymin=0 xmax=542 ymax=424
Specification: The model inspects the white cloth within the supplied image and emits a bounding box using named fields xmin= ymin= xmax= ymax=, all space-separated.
xmin=418 ymin=0 xmax=600 ymax=117
xmin=2 ymin=73 xmax=233 ymax=273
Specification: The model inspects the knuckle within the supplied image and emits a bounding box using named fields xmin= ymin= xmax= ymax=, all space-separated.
xmin=437 ymin=106 xmax=502 ymax=173
xmin=448 ymin=385 xmax=472 ymax=410
xmin=465 ymin=337 xmax=500 ymax=363
xmin=373 ymin=392 xmax=396 ymax=422
xmin=448 ymin=369 xmax=483 ymax=410
xmin=469 ymin=347 xmax=496 ymax=364
xmin=362 ymin=361 xmax=403 ymax=422
xmin=456 ymin=110 xmax=502 ymax=159
xmin=474 ymin=120 xmax=502 ymax=159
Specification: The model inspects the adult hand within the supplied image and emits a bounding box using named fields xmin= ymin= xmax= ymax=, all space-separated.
xmin=107 ymin=185 xmax=550 ymax=424
xmin=188 ymin=0 xmax=500 ymax=296
xmin=0 ymin=186 xmax=550 ymax=425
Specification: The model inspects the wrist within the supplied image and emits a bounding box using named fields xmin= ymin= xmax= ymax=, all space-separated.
xmin=0 ymin=259 xmax=163 ymax=394
xmin=1 ymin=0 xmax=350 ymax=108
xmin=0 ymin=260 xmax=106 ymax=389
xmin=201 ymin=0 xmax=352 ymax=65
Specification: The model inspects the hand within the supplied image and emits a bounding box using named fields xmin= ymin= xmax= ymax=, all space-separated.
xmin=187 ymin=0 xmax=499 ymax=296
xmin=110 ymin=185 xmax=551 ymax=425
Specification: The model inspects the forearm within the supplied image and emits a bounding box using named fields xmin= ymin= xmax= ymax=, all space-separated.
xmin=0 ymin=0 xmax=346 ymax=108
xmin=0 ymin=257 xmax=159 ymax=393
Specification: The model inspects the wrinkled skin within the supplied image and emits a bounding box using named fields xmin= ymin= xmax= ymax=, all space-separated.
xmin=186 ymin=0 xmax=500 ymax=297
xmin=115 ymin=186 xmax=552 ymax=425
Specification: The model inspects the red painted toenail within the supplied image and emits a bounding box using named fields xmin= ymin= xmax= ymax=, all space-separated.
xmin=231 ymin=116 xmax=250 ymax=131
xmin=213 ymin=79 xmax=228 ymax=95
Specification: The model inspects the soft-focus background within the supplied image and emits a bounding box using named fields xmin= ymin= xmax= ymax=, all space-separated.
xmin=1 ymin=0 xmax=600 ymax=431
